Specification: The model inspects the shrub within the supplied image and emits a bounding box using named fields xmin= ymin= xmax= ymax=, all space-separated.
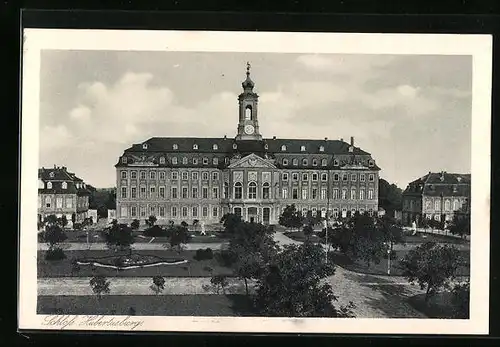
xmin=194 ymin=248 xmax=214 ymax=261
xmin=73 ymin=223 xmax=82 ymax=230
xmin=451 ymin=281 xmax=470 ymax=319
xmin=143 ymin=225 xmax=168 ymax=237
xmin=215 ymin=249 xmax=237 ymax=266
xmin=45 ymin=247 xmax=66 ymax=260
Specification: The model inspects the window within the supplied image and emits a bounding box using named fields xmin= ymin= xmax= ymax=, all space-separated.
xmin=45 ymin=196 xmax=51 ymax=208
xmin=302 ymin=208 xmax=308 ymax=217
xmin=202 ymin=206 xmax=208 ymax=217
xmin=282 ymin=173 xmax=289 ymax=181
xmin=334 ymin=159 xmax=339 ymax=166
xmin=159 ymin=157 xmax=165 ymax=164
xmin=435 ymin=200 xmax=441 ymax=210
xmin=312 ymin=207 xmax=317 ymax=216
xmin=263 ymin=182 xmax=270 ymax=199
xmin=292 ymin=173 xmax=299 ymax=181
xmin=121 ymin=171 xmax=127 ymax=179
xmin=122 ymin=157 xmax=127 ymax=164
xmin=159 ymin=187 xmax=165 ymax=198
xmin=213 ymin=157 xmax=219 ymax=165
xmin=453 ymin=199 xmax=460 ymax=210
xmin=172 ymin=206 xmax=178 ymax=218
xmin=182 ymin=157 xmax=188 ymax=165
xmin=368 ymin=189 xmax=374 ymax=200
xmin=312 ymin=159 xmax=318 ymax=166
xmin=171 ymin=172 xmax=179 ymax=180
xmin=321 ymin=159 xmax=328 ymax=167
xmin=342 ymin=188 xmax=347 ymax=199
xmin=319 ymin=146 xmax=324 ymax=152
xmin=302 ymin=173 xmax=308 ymax=181
xmin=234 ymin=183 xmax=243 ymax=199
xmin=312 ymin=173 xmax=318 ymax=181
xmin=333 ymin=208 xmax=339 ymax=219
xmin=224 ymin=182 xmax=229 ymax=198
xmin=301 ymin=187 xmax=308 ymax=200
xmin=302 ymin=159 xmax=308 ymax=166
xmin=182 ymin=207 xmax=188 ymax=217
xmin=171 ymin=187 xmax=178 ymax=199
xmin=143 ymin=143 xmax=148 ymax=149
xmin=140 ymin=206 xmax=146 ymax=217
xmin=140 ymin=186 xmax=146 ymax=198
xmin=333 ymin=188 xmax=339 ymax=199
xmin=360 ymin=174 xmax=365 ymax=182
xmin=192 ymin=172 xmax=199 ymax=180
xmin=282 ymin=188 xmax=288 ymax=199
xmin=182 ymin=187 xmax=188 ymax=199
xmin=212 ymin=207 xmax=218 ymax=217
xmin=321 ymin=187 xmax=327 ymax=200
xmin=369 ymin=160 xmax=374 ymax=167
xmin=368 ymin=174 xmax=375 ymax=182
xmin=282 ymin=159 xmax=289 ymax=166
xmin=193 ymin=158 xmax=198 ymax=165
xmin=248 ymin=182 xmax=257 ymax=199
xmin=351 ymin=174 xmax=356 ymax=182
xmin=292 ymin=188 xmax=298 ymax=199
xmin=172 ymin=157 xmax=178 ymax=165
xmin=281 ymin=145 xmax=287 ymax=151
xmin=150 ymin=171 xmax=156 ymax=180
xmin=182 ymin=172 xmax=188 ymax=180
xmin=65 ymin=197 xmax=72 ymax=208
xmin=173 ymin=144 xmax=178 ymax=150
xmin=321 ymin=173 xmax=328 ymax=181
xmin=120 ymin=206 xmax=128 ymax=217
xmin=202 ymin=187 xmax=209 ymax=199
xmin=192 ymin=206 xmax=198 ymax=217
xmin=212 ymin=187 xmax=219 ymax=199
xmin=131 ymin=171 xmax=137 ymax=179
xmin=292 ymin=158 xmax=298 ymax=166
xmin=193 ymin=144 xmax=198 ymax=150
xmin=159 ymin=206 xmax=165 ymax=217
xmin=56 ymin=197 xmax=63 ymax=208
xmin=359 ymin=189 xmax=365 ymax=200
xmin=264 ymin=144 xmax=269 ymax=150
xmin=121 ymin=187 xmax=127 ymax=198
xmin=342 ymin=174 xmax=348 ymax=181
xmin=150 ymin=186 xmax=156 ymax=197
xmin=61 ymin=181 xmax=67 ymax=189
xmin=159 ymin=171 xmax=165 ymax=180
xmin=351 ymin=188 xmax=356 ymax=200
xmin=47 ymin=182 xmax=52 ymax=189
xmin=213 ymin=144 xmax=218 ymax=150
xmin=192 ymin=187 xmax=198 ymax=199
xmin=333 ymin=173 xmax=339 ymax=181
xmin=131 ymin=187 xmax=137 ymax=199
xmin=203 ymin=157 xmax=208 ymax=165
xmin=140 ymin=171 xmax=146 ymax=180
xmin=131 ymin=206 xmax=137 ymax=217
xmin=312 ymin=188 xmax=318 ymax=199
xmin=301 ymin=145 xmax=306 ymax=152
xmin=445 ymin=200 xmax=451 ymax=211
xmin=212 ymin=172 xmax=219 ymax=180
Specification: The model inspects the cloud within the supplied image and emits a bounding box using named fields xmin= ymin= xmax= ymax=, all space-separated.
xmin=40 ymin=124 xmax=73 ymax=152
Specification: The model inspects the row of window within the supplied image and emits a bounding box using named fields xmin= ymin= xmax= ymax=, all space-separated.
xmin=404 ymin=199 xmax=464 ymax=212
xmin=120 ymin=205 xmax=220 ymax=219
xmin=38 ymin=196 xmax=87 ymax=209
xmin=42 ymin=181 xmax=67 ymax=189
xmin=279 ymin=187 xmax=374 ymax=200
xmin=121 ymin=186 xmax=220 ymax=199
xmin=121 ymin=170 xmax=220 ymax=181
xmin=141 ymin=143 xmax=330 ymax=152
xmin=283 ymin=172 xmax=375 ymax=182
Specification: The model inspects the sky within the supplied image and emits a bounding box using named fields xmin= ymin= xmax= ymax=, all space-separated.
xmin=39 ymin=50 xmax=472 ymax=188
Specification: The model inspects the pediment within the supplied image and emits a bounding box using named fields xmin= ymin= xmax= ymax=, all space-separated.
xmin=228 ymin=153 xmax=277 ymax=169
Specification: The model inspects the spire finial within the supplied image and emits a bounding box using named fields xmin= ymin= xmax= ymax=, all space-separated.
xmin=246 ymin=61 xmax=251 ymax=76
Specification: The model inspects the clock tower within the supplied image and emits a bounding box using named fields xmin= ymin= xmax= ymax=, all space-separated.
xmin=235 ymin=62 xmax=263 ymax=141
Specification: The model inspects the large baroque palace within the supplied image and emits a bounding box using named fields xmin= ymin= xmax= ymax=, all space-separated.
xmin=115 ymin=64 xmax=380 ymax=225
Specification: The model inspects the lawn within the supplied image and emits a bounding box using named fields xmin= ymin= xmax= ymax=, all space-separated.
xmin=284 ymin=231 xmax=322 ymax=243
xmin=403 ymin=232 xmax=469 ymax=245
xmin=328 ymin=250 xmax=470 ymax=277
xmin=38 ymin=250 xmax=234 ymax=278
xmin=408 ymin=292 xmax=465 ymax=319
xmin=37 ymin=294 xmax=256 ymax=316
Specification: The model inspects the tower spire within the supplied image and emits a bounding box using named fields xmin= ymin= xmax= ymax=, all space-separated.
xmin=246 ymin=61 xmax=251 ymax=76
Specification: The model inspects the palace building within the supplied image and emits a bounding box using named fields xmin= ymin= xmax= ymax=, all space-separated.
xmin=38 ymin=165 xmax=91 ymax=227
xmin=115 ymin=64 xmax=380 ymax=225
xmin=401 ymin=171 xmax=471 ymax=227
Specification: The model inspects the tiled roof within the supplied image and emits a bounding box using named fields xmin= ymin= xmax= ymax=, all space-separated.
xmin=403 ymin=172 xmax=471 ymax=197
xmin=38 ymin=166 xmax=91 ymax=196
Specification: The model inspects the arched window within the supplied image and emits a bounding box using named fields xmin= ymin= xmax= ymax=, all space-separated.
xmin=182 ymin=157 xmax=188 ymax=164
xmin=302 ymin=158 xmax=308 ymax=166
xmin=321 ymin=159 xmax=328 ymax=166
xmin=319 ymin=146 xmax=325 ymax=152
xmin=435 ymin=200 xmax=441 ymax=211
xmin=342 ymin=188 xmax=347 ymax=199
xmin=224 ymin=182 xmax=229 ymax=198
xmin=173 ymin=144 xmax=178 ymax=150
xmin=453 ymin=199 xmax=460 ymax=210
xmin=281 ymin=145 xmax=287 ymax=151
xmin=292 ymin=158 xmax=298 ymax=166
xmin=359 ymin=189 xmax=365 ymax=200
xmin=233 ymin=143 xmax=238 ymax=150
xmin=282 ymin=158 xmax=288 ymax=166
xmin=333 ymin=159 xmax=339 ymax=166
xmin=47 ymin=182 xmax=52 ymax=189
xmin=193 ymin=158 xmax=198 ymax=165
xmin=142 ymin=143 xmax=148 ymax=149
xmin=213 ymin=157 xmax=219 ymax=165
xmin=213 ymin=144 xmax=218 ymax=150
xmin=203 ymin=157 xmax=209 ymax=165
xmin=193 ymin=144 xmax=198 ymax=150
xmin=45 ymin=196 xmax=51 ymax=207
xmin=312 ymin=159 xmax=318 ymax=166
xmin=234 ymin=182 xmax=243 ymax=199
xmin=159 ymin=156 xmax=165 ymax=164
xmin=445 ymin=200 xmax=451 ymax=211
xmin=300 ymin=145 xmax=306 ymax=152
xmin=61 ymin=182 xmax=67 ymax=189
xmin=350 ymin=188 xmax=356 ymax=200
xmin=245 ymin=106 xmax=252 ymax=120
xmin=248 ymin=182 xmax=257 ymax=199
xmin=172 ymin=157 xmax=178 ymax=164
xmin=263 ymin=182 xmax=270 ymax=199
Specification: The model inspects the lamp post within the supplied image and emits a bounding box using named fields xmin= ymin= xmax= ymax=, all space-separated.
xmin=384 ymin=241 xmax=392 ymax=275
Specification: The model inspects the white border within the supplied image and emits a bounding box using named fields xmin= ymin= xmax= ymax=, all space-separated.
xmin=19 ymin=29 xmax=492 ymax=334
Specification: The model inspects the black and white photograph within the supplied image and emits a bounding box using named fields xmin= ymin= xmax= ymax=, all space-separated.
xmin=19 ymin=30 xmax=491 ymax=334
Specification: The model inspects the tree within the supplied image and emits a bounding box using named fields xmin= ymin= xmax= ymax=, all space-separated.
xmin=220 ymin=213 xmax=243 ymax=234
xmin=58 ymin=215 xmax=68 ymax=228
xmin=210 ymin=275 xmax=229 ymax=294
xmin=451 ymin=280 xmax=470 ymax=319
xmin=130 ymin=219 xmax=140 ymax=230
xmin=448 ymin=213 xmax=470 ymax=239
xmin=167 ymin=225 xmax=191 ymax=253
xmin=254 ymin=242 xmax=355 ymax=317
xmin=399 ymin=241 xmax=463 ymax=302
xmin=102 ymin=222 xmax=135 ymax=255
xmin=42 ymin=221 xmax=68 ymax=260
xmin=302 ymin=223 xmax=314 ymax=241
xmin=376 ymin=215 xmax=405 ymax=255
xmin=150 ymin=276 xmax=166 ymax=295
xmin=181 ymin=221 xmax=188 ymax=228
xmin=278 ymin=204 xmax=304 ymax=231
xmin=145 ymin=215 xmax=157 ymax=228
xmin=90 ymin=275 xmax=110 ymax=300
xmin=378 ymin=178 xmax=403 ymax=217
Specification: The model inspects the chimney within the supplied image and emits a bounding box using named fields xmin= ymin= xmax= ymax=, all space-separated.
xmin=340 ymin=138 xmax=344 ymax=142
xmin=273 ymin=136 xmax=276 ymax=140
xmin=324 ymin=137 xmax=328 ymax=141
xmin=350 ymin=136 xmax=354 ymax=146
xmin=224 ymin=135 xmax=227 ymax=140
xmin=54 ymin=164 xmax=56 ymax=169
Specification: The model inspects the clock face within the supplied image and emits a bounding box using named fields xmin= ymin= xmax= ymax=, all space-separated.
xmin=244 ymin=124 xmax=255 ymax=135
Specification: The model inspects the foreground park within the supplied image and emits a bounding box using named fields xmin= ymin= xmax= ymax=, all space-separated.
xmin=37 ymin=207 xmax=470 ymax=319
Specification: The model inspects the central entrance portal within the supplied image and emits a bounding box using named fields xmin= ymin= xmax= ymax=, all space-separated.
xmin=263 ymin=207 xmax=270 ymax=225
xmin=247 ymin=207 xmax=258 ymax=223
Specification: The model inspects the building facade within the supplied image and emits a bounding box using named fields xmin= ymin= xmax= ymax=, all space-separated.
xmin=401 ymin=171 xmax=471 ymax=226
xmin=38 ymin=165 xmax=91 ymax=227
xmin=115 ymin=65 xmax=380 ymax=225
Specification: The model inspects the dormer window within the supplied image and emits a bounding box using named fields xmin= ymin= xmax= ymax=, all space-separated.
xmin=193 ymin=158 xmax=198 ymax=165
xmin=292 ymin=158 xmax=298 ymax=166
xmin=453 ymin=185 xmax=458 ymax=193
xmin=333 ymin=159 xmax=339 ymax=166
xmin=122 ymin=157 xmax=127 ymax=164
xmin=193 ymin=144 xmax=198 ymax=150
xmin=213 ymin=157 xmax=219 ymax=165
xmin=281 ymin=145 xmax=287 ymax=151
xmin=203 ymin=157 xmax=209 ymax=165
xmin=173 ymin=144 xmax=178 ymax=150
xmin=282 ymin=159 xmax=288 ymax=166
xmin=264 ymin=144 xmax=269 ymax=150
xmin=159 ymin=156 xmax=166 ymax=164
xmin=182 ymin=157 xmax=188 ymax=165
xmin=302 ymin=159 xmax=308 ymax=165
xmin=233 ymin=143 xmax=237 ymax=150
xmin=368 ymin=160 xmax=374 ymax=167
xmin=319 ymin=146 xmax=324 ymax=152
xmin=348 ymin=146 xmax=353 ymax=153
xmin=47 ymin=182 xmax=52 ymax=189
xmin=49 ymin=172 xmax=54 ymax=178
xmin=143 ymin=143 xmax=148 ymax=149
xmin=172 ymin=157 xmax=178 ymax=165
xmin=213 ymin=144 xmax=218 ymax=150
xmin=300 ymin=145 xmax=306 ymax=152
xmin=322 ymin=159 xmax=328 ymax=167
xmin=312 ymin=159 xmax=318 ymax=166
